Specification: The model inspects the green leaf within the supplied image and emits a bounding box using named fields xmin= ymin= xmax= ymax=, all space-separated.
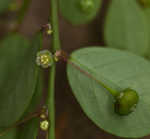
xmin=59 ymin=0 xmax=101 ymax=25
xmin=22 ymin=71 xmax=43 ymax=115
xmin=0 ymin=33 xmax=41 ymax=127
xmin=17 ymin=119 xmax=39 ymax=139
xmin=144 ymin=8 xmax=150 ymax=34
xmin=17 ymin=73 xmax=43 ymax=139
xmin=104 ymin=0 xmax=149 ymax=56
xmin=0 ymin=128 xmax=17 ymax=139
xmin=142 ymin=7 xmax=150 ymax=58
xmin=0 ymin=0 xmax=12 ymax=14
xmin=67 ymin=47 xmax=150 ymax=138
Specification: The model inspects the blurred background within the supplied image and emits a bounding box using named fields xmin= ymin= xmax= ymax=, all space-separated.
xmin=0 ymin=0 xmax=149 ymax=139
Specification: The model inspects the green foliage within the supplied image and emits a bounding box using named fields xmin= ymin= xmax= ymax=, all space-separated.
xmin=104 ymin=0 xmax=149 ymax=56
xmin=0 ymin=128 xmax=17 ymax=139
xmin=17 ymin=119 xmax=39 ymax=139
xmin=139 ymin=0 xmax=150 ymax=7
xmin=0 ymin=34 xmax=41 ymax=127
xmin=17 ymin=74 xmax=43 ymax=139
xmin=59 ymin=0 xmax=101 ymax=25
xmin=67 ymin=47 xmax=150 ymax=138
xmin=0 ymin=0 xmax=12 ymax=14
xmin=1 ymin=0 xmax=150 ymax=138
xmin=142 ymin=7 xmax=150 ymax=58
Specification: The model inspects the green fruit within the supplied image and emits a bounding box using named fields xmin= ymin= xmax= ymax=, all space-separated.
xmin=138 ymin=0 xmax=150 ymax=7
xmin=115 ymin=88 xmax=139 ymax=116
xmin=79 ymin=0 xmax=94 ymax=14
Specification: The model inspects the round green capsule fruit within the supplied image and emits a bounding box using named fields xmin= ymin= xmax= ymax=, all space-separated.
xmin=36 ymin=50 xmax=53 ymax=68
xmin=138 ymin=0 xmax=150 ymax=7
xmin=114 ymin=88 xmax=139 ymax=116
xmin=79 ymin=0 xmax=94 ymax=14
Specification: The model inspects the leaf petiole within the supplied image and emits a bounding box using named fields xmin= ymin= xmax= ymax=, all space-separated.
xmin=54 ymin=50 xmax=120 ymax=98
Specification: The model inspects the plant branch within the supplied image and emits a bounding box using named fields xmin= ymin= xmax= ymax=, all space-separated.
xmin=47 ymin=65 xmax=56 ymax=139
xmin=50 ymin=0 xmax=61 ymax=52
xmin=46 ymin=0 xmax=61 ymax=139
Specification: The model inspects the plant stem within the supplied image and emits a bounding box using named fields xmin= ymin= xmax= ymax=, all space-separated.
xmin=50 ymin=0 xmax=61 ymax=52
xmin=47 ymin=65 xmax=56 ymax=139
xmin=47 ymin=0 xmax=61 ymax=139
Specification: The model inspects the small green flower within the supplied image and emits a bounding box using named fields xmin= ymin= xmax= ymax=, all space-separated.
xmin=36 ymin=50 xmax=53 ymax=68
xmin=79 ymin=0 xmax=94 ymax=14
xmin=40 ymin=120 xmax=49 ymax=131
